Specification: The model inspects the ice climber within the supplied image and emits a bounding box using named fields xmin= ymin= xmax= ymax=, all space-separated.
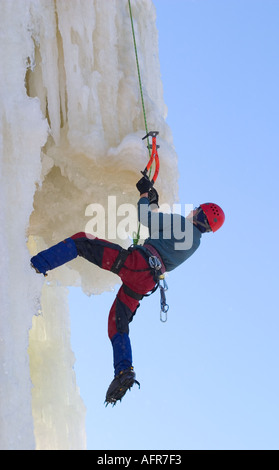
xmin=30 ymin=176 xmax=225 ymax=405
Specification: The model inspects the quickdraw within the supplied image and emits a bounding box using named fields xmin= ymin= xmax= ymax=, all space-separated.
xmin=148 ymin=255 xmax=169 ymax=323
xmin=159 ymin=276 xmax=169 ymax=323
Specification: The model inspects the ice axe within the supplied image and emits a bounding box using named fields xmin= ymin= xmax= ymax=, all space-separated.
xmin=141 ymin=131 xmax=160 ymax=185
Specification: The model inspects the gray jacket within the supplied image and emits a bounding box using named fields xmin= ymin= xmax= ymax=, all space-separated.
xmin=137 ymin=197 xmax=201 ymax=272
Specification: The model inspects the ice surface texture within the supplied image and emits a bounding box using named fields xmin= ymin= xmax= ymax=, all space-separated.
xmin=0 ymin=0 xmax=178 ymax=449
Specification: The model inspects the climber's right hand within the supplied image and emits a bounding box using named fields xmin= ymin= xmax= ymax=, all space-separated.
xmin=136 ymin=175 xmax=153 ymax=195
xmin=148 ymin=187 xmax=159 ymax=207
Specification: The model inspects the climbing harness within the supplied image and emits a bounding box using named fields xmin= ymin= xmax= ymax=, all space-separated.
xmin=110 ymin=248 xmax=130 ymax=275
xmin=110 ymin=244 xmax=169 ymax=322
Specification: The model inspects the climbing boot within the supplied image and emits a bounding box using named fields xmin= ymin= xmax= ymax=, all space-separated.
xmin=105 ymin=366 xmax=140 ymax=406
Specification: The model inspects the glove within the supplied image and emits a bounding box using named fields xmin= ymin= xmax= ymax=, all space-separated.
xmin=136 ymin=175 xmax=153 ymax=195
xmin=148 ymin=187 xmax=159 ymax=207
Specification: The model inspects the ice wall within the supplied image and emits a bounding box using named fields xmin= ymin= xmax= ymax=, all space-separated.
xmin=0 ymin=0 xmax=178 ymax=450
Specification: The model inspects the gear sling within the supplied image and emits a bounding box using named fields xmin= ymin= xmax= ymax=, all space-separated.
xmin=31 ymin=232 xmax=164 ymax=377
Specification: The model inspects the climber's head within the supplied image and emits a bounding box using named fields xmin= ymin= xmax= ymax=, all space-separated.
xmin=192 ymin=203 xmax=225 ymax=233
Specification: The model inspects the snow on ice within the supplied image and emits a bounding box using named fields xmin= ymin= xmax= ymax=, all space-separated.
xmin=0 ymin=0 xmax=178 ymax=449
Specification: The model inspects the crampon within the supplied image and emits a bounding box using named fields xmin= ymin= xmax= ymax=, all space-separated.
xmin=105 ymin=367 xmax=140 ymax=406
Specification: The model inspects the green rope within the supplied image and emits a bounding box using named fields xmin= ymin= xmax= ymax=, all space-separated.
xmin=128 ymin=0 xmax=152 ymax=245
xmin=128 ymin=0 xmax=150 ymax=154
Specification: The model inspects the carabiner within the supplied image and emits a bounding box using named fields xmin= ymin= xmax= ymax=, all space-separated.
xmin=160 ymin=304 xmax=169 ymax=323
xmin=149 ymin=255 xmax=162 ymax=272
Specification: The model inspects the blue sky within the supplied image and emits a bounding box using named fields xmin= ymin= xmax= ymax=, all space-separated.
xmin=69 ymin=0 xmax=279 ymax=450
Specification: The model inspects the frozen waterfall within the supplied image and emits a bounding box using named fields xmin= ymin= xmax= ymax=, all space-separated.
xmin=0 ymin=0 xmax=178 ymax=450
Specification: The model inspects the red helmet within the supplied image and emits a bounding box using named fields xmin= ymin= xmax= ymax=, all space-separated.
xmin=200 ymin=203 xmax=225 ymax=232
